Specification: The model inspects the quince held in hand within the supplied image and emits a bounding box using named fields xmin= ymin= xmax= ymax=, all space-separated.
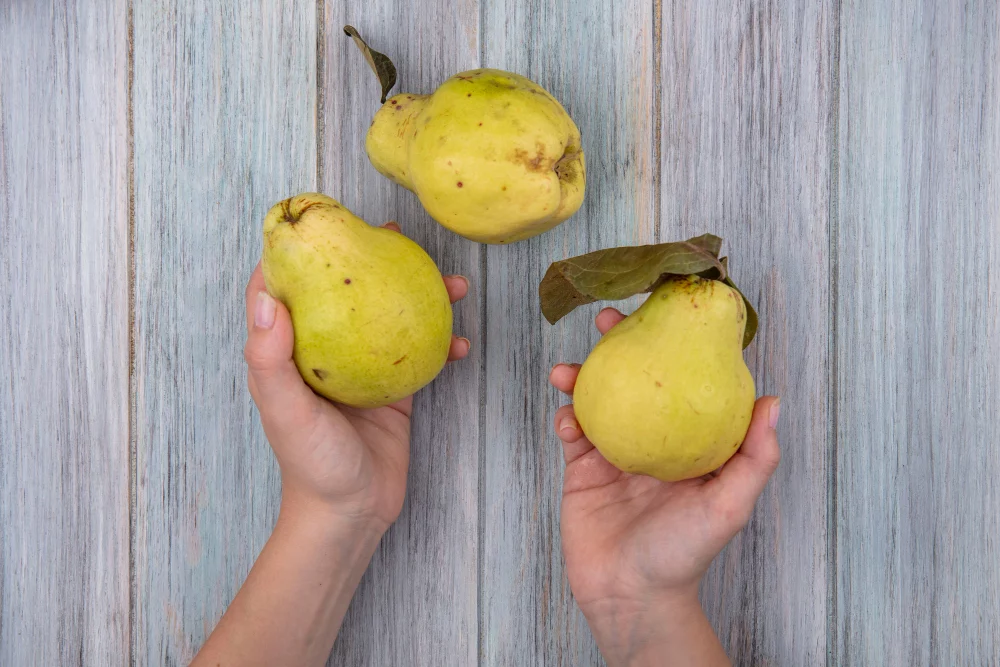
xmin=262 ymin=193 xmax=452 ymax=408
xmin=345 ymin=26 xmax=586 ymax=244
xmin=539 ymin=235 xmax=759 ymax=481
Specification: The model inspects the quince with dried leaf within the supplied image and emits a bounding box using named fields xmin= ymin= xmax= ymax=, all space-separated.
xmin=540 ymin=236 xmax=758 ymax=481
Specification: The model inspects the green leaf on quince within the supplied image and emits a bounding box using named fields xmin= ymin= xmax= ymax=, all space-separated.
xmin=344 ymin=25 xmax=397 ymax=103
xmin=538 ymin=234 xmax=758 ymax=349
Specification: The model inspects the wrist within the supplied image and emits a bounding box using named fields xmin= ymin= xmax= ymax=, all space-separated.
xmin=581 ymin=588 xmax=707 ymax=666
xmin=278 ymin=485 xmax=389 ymax=549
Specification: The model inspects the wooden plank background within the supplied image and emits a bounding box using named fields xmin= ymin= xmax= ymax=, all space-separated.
xmin=131 ymin=2 xmax=316 ymax=664
xmin=658 ymin=2 xmax=836 ymax=663
xmin=0 ymin=2 xmax=131 ymax=664
xmin=480 ymin=1 xmax=656 ymax=665
xmin=322 ymin=5 xmax=481 ymax=665
xmin=1 ymin=1 xmax=998 ymax=665
xmin=835 ymin=0 xmax=1000 ymax=664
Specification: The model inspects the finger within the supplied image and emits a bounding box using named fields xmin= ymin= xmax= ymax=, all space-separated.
xmin=244 ymin=291 xmax=321 ymax=435
xmin=595 ymin=307 xmax=626 ymax=335
xmin=443 ymin=275 xmax=469 ymax=303
xmin=382 ymin=221 xmax=401 ymax=233
xmin=245 ymin=263 xmax=266 ymax=333
xmin=553 ymin=404 xmax=595 ymax=463
xmin=708 ymin=396 xmax=781 ymax=524
xmin=448 ymin=336 xmax=470 ymax=361
xmin=548 ymin=363 xmax=581 ymax=396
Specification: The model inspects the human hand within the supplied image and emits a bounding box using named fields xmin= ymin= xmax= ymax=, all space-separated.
xmin=243 ymin=222 xmax=470 ymax=532
xmin=550 ymin=307 xmax=780 ymax=666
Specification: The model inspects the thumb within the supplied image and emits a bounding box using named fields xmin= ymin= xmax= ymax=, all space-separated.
xmin=710 ymin=396 xmax=781 ymax=520
xmin=244 ymin=291 xmax=319 ymax=432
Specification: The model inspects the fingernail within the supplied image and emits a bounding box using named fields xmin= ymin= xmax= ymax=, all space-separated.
xmin=768 ymin=399 xmax=781 ymax=429
xmin=457 ymin=336 xmax=471 ymax=352
xmin=559 ymin=414 xmax=578 ymax=434
xmin=255 ymin=291 xmax=276 ymax=329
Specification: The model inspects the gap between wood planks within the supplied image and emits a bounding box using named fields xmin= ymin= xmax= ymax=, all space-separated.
xmin=126 ymin=0 xmax=137 ymax=664
xmin=826 ymin=0 xmax=843 ymax=664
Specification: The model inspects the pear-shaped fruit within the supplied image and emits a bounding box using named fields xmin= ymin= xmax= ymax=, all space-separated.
xmin=365 ymin=69 xmax=586 ymax=244
xmin=572 ymin=276 xmax=755 ymax=482
xmin=261 ymin=193 xmax=452 ymax=408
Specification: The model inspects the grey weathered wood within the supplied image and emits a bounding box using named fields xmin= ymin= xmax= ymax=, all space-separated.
xmin=321 ymin=7 xmax=481 ymax=666
xmin=131 ymin=2 xmax=316 ymax=663
xmin=659 ymin=1 xmax=836 ymax=663
xmin=0 ymin=1 xmax=130 ymax=664
xmin=480 ymin=1 xmax=657 ymax=664
xmin=836 ymin=1 xmax=1000 ymax=664
xmin=7 ymin=0 xmax=1000 ymax=663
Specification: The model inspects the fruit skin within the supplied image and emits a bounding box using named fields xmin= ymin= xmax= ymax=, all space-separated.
xmin=261 ymin=193 xmax=452 ymax=408
xmin=365 ymin=68 xmax=586 ymax=244
xmin=572 ymin=276 xmax=755 ymax=482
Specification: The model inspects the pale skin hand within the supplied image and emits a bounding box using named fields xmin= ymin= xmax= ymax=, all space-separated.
xmin=192 ymin=222 xmax=470 ymax=667
xmin=550 ymin=307 xmax=781 ymax=667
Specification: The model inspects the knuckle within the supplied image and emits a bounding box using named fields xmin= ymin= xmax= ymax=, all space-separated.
xmin=243 ymin=341 xmax=267 ymax=369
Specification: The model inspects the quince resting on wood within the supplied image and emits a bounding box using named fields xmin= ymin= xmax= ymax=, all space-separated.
xmin=262 ymin=193 xmax=452 ymax=408
xmin=346 ymin=27 xmax=585 ymax=244
xmin=540 ymin=236 xmax=758 ymax=482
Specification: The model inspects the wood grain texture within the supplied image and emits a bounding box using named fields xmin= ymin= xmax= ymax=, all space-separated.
xmin=0 ymin=1 xmax=130 ymax=664
xmin=480 ymin=0 xmax=657 ymax=664
xmin=321 ymin=6 xmax=482 ymax=665
xmin=659 ymin=1 xmax=836 ymax=663
xmin=131 ymin=2 xmax=316 ymax=663
xmin=836 ymin=1 xmax=1000 ymax=664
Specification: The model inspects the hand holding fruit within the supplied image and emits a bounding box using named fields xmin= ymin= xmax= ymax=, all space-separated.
xmin=245 ymin=224 xmax=469 ymax=529
xmin=550 ymin=309 xmax=780 ymax=665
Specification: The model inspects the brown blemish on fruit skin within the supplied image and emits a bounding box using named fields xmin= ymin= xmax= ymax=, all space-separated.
xmin=655 ymin=381 xmax=662 ymax=387
xmin=457 ymin=182 xmax=463 ymax=188
xmin=344 ymin=278 xmax=352 ymax=285
xmin=501 ymin=185 xmax=507 ymax=191
xmin=312 ymin=368 xmax=328 ymax=380
xmin=393 ymin=355 xmax=408 ymax=365
xmin=510 ymin=141 xmax=551 ymax=172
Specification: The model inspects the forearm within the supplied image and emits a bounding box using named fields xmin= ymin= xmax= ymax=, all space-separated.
xmin=584 ymin=593 xmax=730 ymax=667
xmin=192 ymin=492 xmax=385 ymax=667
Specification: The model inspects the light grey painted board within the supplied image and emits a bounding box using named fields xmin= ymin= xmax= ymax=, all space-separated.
xmin=322 ymin=6 xmax=481 ymax=666
xmin=659 ymin=1 xmax=836 ymax=663
xmin=836 ymin=1 xmax=1000 ymax=664
xmin=481 ymin=0 xmax=657 ymax=663
xmin=0 ymin=1 xmax=130 ymax=664
xmin=132 ymin=2 xmax=316 ymax=664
